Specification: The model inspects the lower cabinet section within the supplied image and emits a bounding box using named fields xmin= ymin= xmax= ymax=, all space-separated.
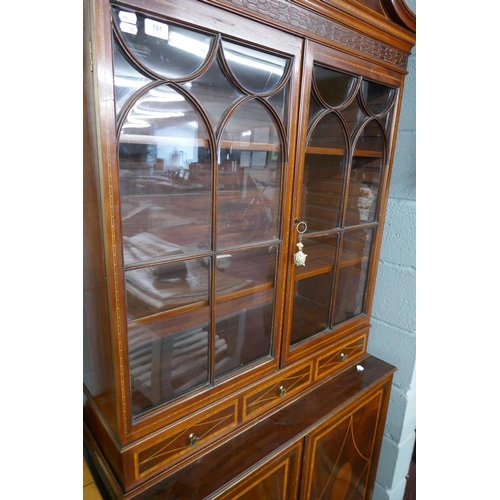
xmin=84 ymin=356 xmax=394 ymax=500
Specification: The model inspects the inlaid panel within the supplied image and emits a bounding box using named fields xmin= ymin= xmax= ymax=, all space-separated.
xmin=300 ymin=390 xmax=384 ymax=500
xmin=210 ymin=440 xmax=303 ymax=500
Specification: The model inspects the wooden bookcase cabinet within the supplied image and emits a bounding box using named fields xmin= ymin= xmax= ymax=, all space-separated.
xmin=83 ymin=0 xmax=415 ymax=498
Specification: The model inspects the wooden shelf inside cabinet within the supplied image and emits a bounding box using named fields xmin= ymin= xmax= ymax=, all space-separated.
xmin=306 ymin=147 xmax=345 ymax=156
xmin=306 ymin=147 xmax=383 ymax=157
xmin=294 ymin=241 xmax=335 ymax=281
xmin=294 ymin=241 xmax=367 ymax=281
xmin=220 ymin=140 xmax=280 ymax=152
xmin=128 ymin=283 xmax=274 ymax=331
xmin=339 ymin=249 xmax=368 ymax=269
xmin=119 ymin=137 xmax=279 ymax=153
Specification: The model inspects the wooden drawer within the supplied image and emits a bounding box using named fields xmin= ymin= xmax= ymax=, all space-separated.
xmin=243 ymin=363 xmax=313 ymax=420
xmin=134 ymin=399 xmax=238 ymax=480
xmin=315 ymin=333 xmax=367 ymax=380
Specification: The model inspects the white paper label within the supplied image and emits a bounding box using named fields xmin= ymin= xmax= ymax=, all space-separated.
xmin=118 ymin=11 xmax=137 ymax=24
xmin=145 ymin=18 xmax=169 ymax=40
xmin=120 ymin=22 xmax=138 ymax=35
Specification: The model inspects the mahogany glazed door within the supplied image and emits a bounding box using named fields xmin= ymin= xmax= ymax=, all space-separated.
xmin=282 ymin=41 xmax=399 ymax=365
xmin=106 ymin=4 xmax=302 ymax=419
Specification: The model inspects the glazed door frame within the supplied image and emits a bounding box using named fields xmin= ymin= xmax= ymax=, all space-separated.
xmin=88 ymin=0 xmax=304 ymax=442
xmin=281 ymin=40 xmax=406 ymax=366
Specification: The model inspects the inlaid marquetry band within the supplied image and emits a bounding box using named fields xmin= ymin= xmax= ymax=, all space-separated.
xmin=209 ymin=0 xmax=408 ymax=68
xmin=96 ymin=5 xmax=129 ymax=436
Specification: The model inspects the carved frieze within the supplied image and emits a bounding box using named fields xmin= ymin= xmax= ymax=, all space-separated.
xmin=213 ymin=0 xmax=408 ymax=68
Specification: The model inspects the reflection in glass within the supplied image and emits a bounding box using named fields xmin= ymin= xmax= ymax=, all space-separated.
xmin=113 ymin=43 xmax=151 ymax=115
xmin=266 ymin=87 xmax=288 ymax=123
xmin=119 ymin=84 xmax=212 ymax=260
xmin=125 ymin=257 xmax=210 ymax=320
xmin=128 ymin=318 xmax=210 ymax=415
xmin=346 ymin=121 xmax=385 ymax=226
xmin=113 ymin=7 xmax=213 ymax=79
xmin=332 ymin=228 xmax=373 ymax=325
xmin=217 ymin=100 xmax=281 ymax=249
xmin=313 ymin=65 xmax=358 ymax=108
xmin=215 ymin=290 xmax=274 ymax=378
xmin=222 ymin=40 xmax=288 ymax=94
xmin=183 ymin=57 xmax=243 ymax=128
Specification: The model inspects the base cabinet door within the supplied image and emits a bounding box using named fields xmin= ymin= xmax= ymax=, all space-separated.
xmin=300 ymin=390 xmax=387 ymax=500
xmin=210 ymin=441 xmax=303 ymax=500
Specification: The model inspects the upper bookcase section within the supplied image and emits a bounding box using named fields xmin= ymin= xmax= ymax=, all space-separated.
xmin=201 ymin=0 xmax=416 ymax=73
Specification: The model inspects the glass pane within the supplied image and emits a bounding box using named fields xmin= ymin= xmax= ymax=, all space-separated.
xmin=128 ymin=316 xmax=210 ymax=415
xmin=361 ymin=79 xmax=396 ymax=116
xmin=308 ymin=112 xmax=346 ymax=150
xmin=213 ymin=246 xmax=277 ymax=376
xmin=113 ymin=43 xmax=151 ymax=115
xmin=293 ymin=235 xmax=338 ymax=281
xmin=118 ymin=84 xmax=212 ymax=263
xmin=217 ymin=100 xmax=281 ymax=249
xmin=345 ymin=120 xmax=384 ymax=226
xmin=307 ymin=93 xmax=323 ymax=126
xmin=266 ymin=87 xmax=288 ymax=123
xmin=183 ymin=56 xmax=243 ymax=128
xmin=301 ymin=154 xmax=345 ymax=231
xmin=313 ymin=65 xmax=357 ymax=108
xmin=332 ymin=228 xmax=373 ymax=325
xmin=113 ymin=8 xmax=213 ymax=79
xmin=222 ymin=40 xmax=288 ymax=94
xmin=290 ymin=272 xmax=333 ymax=344
xmin=215 ymin=289 xmax=274 ymax=378
xmin=215 ymin=245 xmax=277 ymax=297
xmin=125 ymin=256 xmax=209 ymax=320
xmin=290 ymin=234 xmax=338 ymax=345
xmin=340 ymin=97 xmax=368 ymax=135
xmin=302 ymin=111 xmax=348 ymax=232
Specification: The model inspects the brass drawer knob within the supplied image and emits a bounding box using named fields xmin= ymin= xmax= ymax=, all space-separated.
xmin=278 ymin=385 xmax=287 ymax=398
xmin=340 ymin=352 xmax=348 ymax=362
xmin=188 ymin=433 xmax=200 ymax=447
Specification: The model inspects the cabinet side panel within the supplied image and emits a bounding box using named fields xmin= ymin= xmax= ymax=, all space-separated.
xmin=83 ymin=0 xmax=117 ymax=434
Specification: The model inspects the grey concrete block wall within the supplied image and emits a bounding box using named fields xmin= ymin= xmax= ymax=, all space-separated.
xmin=368 ymin=2 xmax=416 ymax=499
